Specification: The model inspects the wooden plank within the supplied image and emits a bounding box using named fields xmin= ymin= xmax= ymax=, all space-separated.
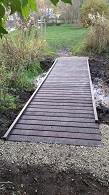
xmin=47 ymin=77 xmax=89 ymax=78
xmin=32 ymin=99 xmax=92 ymax=104
xmin=3 ymin=59 xmax=58 ymax=140
xmin=21 ymin=115 xmax=95 ymax=123
xmin=34 ymin=94 xmax=92 ymax=102
xmin=41 ymin=88 xmax=91 ymax=91
xmin=36 ymin=95 xmax=92 ymax=99
xmin=26 ymin=107 xmax=94 ymax=114
xmin=40 ymin=87 xmax=91 ymax=94
xmin=47 ymin=75 xmax=88 ymax=77
xmin=14 ymin=124 xmax=99 ymax=133
xmin=41 ymin=87 xmax=91 ymax=89
xmin=17 ymin=119 xmax=98 ymax=128
xmin=40 ymin=90 xmax=91 ymax=93
xmin=30 ymin=102 xmax=93 ymax=107
xmin=47 ymin=79 xmax=87 ymax=81
xmin=8 ymin=135 xmax=102 ymax=147
xmin=36 ymin=94 xmax=91 ymax=98
xmin=87 ymin=60 xmax=98 ymax=122
xmin=11 ymin=129 xmax=101 ymax=141
xmin=37 ymin=92 xmax=91 ymax=96
xmin=44 ymin=82 xmax=89 ymax=84
xmin=43 ymin=83 xmax=90 ymax=85
xmin=24 ymin=111 xmax=94 ymax=118
xmin=28 ymin=105 xmax=93 ymax=110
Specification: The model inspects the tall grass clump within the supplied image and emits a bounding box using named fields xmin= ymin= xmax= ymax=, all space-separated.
xmin=81 ymin=0 xmax=109 ymax=27
xmin=0 ymin=65 xmax=17 ymax=111
xmin=0 ymin=20 xmax=53 ymax=111
xmin=84 ymin=13 xmax=109 ymax=54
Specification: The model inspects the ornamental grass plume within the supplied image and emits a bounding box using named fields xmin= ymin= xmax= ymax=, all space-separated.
xmin=84 ymin=13 xmax=109 ymax=53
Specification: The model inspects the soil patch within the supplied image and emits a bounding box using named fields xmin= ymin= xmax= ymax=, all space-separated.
xmin=89 ymin=55 xmax=109 ymax=124
xmin=40 ymin=57 xmax=55 ymax=71
xmin=0 ymin=90 xmax=33 ymax=138
xmin=0 ymin=162 xmax=108 ymax=195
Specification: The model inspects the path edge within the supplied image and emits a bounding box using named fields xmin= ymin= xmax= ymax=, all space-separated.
xmin=87 ymin=59 xmax=98 ymax=122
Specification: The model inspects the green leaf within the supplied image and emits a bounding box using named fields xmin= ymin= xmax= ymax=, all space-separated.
xmin=3 ymin=14 xmax=7 ymax=20
xmin=0 ymin=0 xmax=9 ymax=7
xmin=50 ymin=0 xmax=59 ymax=6
xmin=0 ymin=26 xmax=8 ymax=38
xmin=0 ymin=18 xmax=5 ymax=27
xmin=0 ymin=26 xmax=8 ymax=33
xmin=61 ymin=0 xmax=72 ymax=4
xmin=0 ymin=4 xmax=5 ymax=17
xmin=21 ymin=5 xmax=30 ymax=18
xmin=20 ymin=0 xmax=28 ymax=6
xmin=28 ymin=0 xmax=37 ymax=11
xmin=10 ymin=0 xmax=22 ymax=15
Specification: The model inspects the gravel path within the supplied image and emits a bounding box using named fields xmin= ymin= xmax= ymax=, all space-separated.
xmin=0 ymin=124 xmax=109 ymax=185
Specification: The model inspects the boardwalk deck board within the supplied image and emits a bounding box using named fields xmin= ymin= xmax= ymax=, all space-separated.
xmin=14 ymin=124 xmax=100 ymax=134
xmin=21 ymin=115 xmax=95 ymax=123
xmin=23 ymin=111 xmax=94 ymax=118
xmin=26 ymin=107 xmax=94 ymax=114
xmin=3 ymin=57 xmax=102 ymax=147
xmin=28 ymin=105 xmax=94 ymax=111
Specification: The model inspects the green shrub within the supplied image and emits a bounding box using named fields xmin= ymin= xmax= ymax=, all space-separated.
xmin=5 ymin=61 xmax=42 ymax=90
xmin=0 ymin=90 xmax=16 ymax=112
xmin=0 ymin=23 xmax=53 ymax=111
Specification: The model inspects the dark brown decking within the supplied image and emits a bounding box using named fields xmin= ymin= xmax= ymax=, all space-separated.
xmin=3 ymin=57 xmax=102 ymax=147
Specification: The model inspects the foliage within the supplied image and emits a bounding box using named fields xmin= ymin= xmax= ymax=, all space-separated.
xmin=84 ymin=14 xmax=109 ymax=53
xmin=50 ymin=0 xmax=72 ymax=6
xmin=0 ymin=0 xmax=37 ymax=38
xmin=0 ymin=28 xmax=45 ymax=88
xmin=0 ymin=22 xmax=55 ymax=111
xmin=45 ymin=25 xmax=88 ymax=54
xmin=0 ymin=65 xmax=16 ymax=111
xmin=81 ymin=0 xmax=109 ymax=27
xmin=0 ymin=89 xmax=16 ymax=111
xmin=0 ymin=0 xmax=72 ymax=38
xmin=58 ymin=0 xmax=82 ymax=24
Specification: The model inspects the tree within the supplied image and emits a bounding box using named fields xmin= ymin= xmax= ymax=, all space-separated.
xmin=58 ymin=0 xmax=83 ymax=24
xmin=0 ymin=0 xmax=72 ymax=37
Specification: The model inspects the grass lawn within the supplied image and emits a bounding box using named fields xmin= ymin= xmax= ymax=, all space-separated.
xmin=44 ymin=25 xmax=88 ymax=54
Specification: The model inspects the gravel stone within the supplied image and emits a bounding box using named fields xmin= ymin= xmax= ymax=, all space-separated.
xmin=0 ymin=124 xmax=109 ymax=185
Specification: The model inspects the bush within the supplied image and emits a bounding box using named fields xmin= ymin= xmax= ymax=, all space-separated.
xmin=0 ymin=33 xmax=43 ymax=89
xmin=84 ymin=14 xmax=109 ymax=53
xmin=81 ymin=0 xmax=109 ymax=27
xmin=0 ymin=90 xmax=16 ymax=112
xmin=0 ymin=23 xmax=54 ymax=111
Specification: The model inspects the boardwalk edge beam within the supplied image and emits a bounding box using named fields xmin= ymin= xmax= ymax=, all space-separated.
xmin=87 ymin=59 xmax=98 ymax=122
xmin=3 ymin=59 xmax=58 ymax=140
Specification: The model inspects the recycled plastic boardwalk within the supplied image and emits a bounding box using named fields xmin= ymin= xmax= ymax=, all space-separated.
xmin=3 ymin=57 xmax=102 ymax=147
